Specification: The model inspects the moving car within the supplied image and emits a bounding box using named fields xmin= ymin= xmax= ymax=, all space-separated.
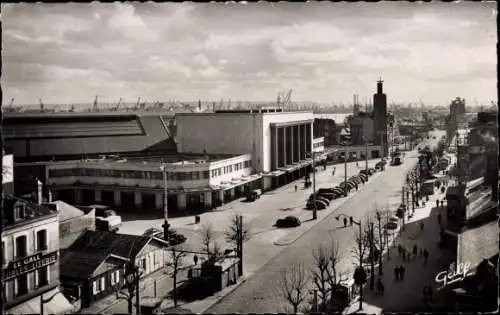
xmin=276 ymin=216 xmax=301 ymax=228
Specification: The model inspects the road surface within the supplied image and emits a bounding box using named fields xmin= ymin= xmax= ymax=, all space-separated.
xmin=206 ymin=131 xmax=444 ymax=313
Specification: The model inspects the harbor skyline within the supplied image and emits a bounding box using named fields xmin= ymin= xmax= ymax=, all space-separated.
xmin=2 ymin=2 xmax=497 ymax=106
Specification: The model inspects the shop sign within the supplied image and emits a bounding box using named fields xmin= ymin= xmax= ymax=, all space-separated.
xmin=435 ymin=261 xmax=473 ymax=290
xmin=2 ymin=251 xmax=58 ymax=281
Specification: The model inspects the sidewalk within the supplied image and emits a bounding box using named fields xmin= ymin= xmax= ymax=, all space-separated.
xmin=343 ymin=184 xmax=455 ymax=314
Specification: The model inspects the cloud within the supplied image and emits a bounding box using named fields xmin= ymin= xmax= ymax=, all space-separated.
xmin=1 ymin=2 xmax=497 ymax=105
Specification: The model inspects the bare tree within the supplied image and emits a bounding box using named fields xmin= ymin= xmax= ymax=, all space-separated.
xmin=311 ymin=241 xmax=342 ymax=312
xmin=225 ymin=214 xmax=251 ymax=276
xmin=374 ymin=205 xmax=390 ymax=275
xmin=200 ymin=223 xmax=216 ymax=257
xmin=278 ymin=263 xmax=309 ymax=314
xmin=165 ymin=245 xmax=187 ymax=307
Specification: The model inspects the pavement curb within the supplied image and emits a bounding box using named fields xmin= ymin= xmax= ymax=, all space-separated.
xmin=273 ymin=171 xmax=384 ymax=247
xmin=194 ymin=274 xmax=250 ymax=314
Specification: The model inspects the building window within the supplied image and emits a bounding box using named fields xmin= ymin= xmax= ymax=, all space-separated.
xmin=14 ymin=203 xmax=26 ymax=220
xmin=202 ymin=171 xmax=209 ymax=179
xmin=37 ymin=266 xmax=49 ymax=287
xmin=36 ymin=230 xmax=48 ymax=252
xmin=15 ymin=235 xmax=27 ymax=259
xmin=2 ymin=241 xmax=5 ymax=265
xmin=218 ymin=168 xmax=222 ymax=176
xmin=110 ymin=269 xmax=120 ymax=286
xmin=15 ymin=274 xmax=28 ymax=297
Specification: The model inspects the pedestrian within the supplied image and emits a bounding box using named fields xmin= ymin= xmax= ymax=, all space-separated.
xmin=294 ymin=185 xmax=298 ymax=192
xmin=437 ymin=213 xmax=442 ymax=225
xmin=376 ymin=278 xmax=383 ymax=295
xmin=394 ymin=266 xmax=399 ymax=281
xmin=398 ymin=244 xmax=403 ymax=257
xmin=401 ymin=249 xmax=406 ymax=261
xmin=440 ymin=200 xmax=444 ymax=207
xmin=343 ymin=217 xmax=347 ymax=227
xmin=423 ymin=249 xmax=429 ymax=264
xmin=420 ymin=222 xmax=424 ymax=231
xmin=349 ymin=216 xmax=353 ymax=226
xmin=436 ymin=200 xmax=439 ymax=208
xmin=400 ymin=265 xmax=406 ymax=281
xmin=413 ymin=245 xmax=418 ymax=260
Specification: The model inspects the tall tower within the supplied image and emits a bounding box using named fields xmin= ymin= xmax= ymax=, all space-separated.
xmin=373 ymin=78 xmax=388 ymax=156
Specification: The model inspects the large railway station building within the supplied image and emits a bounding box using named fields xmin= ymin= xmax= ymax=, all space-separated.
xmin=5 ymin=109 xmax=327 ymax=213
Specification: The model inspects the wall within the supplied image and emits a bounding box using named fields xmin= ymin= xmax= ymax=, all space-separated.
xmin=59 ymin=211 xmax=95 ymax=249
xmin=262 ymin=112 xmax=314 ymax=172
xmin=208 ymin=154 xmax=253 ymax=186
xmin=2 ymin=215 xmax=60 ymax=303
xmin=177 ymin=112 xmax=314 ymax=173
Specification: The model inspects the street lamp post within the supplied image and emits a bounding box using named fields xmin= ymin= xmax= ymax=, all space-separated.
xmin=161 ymin=164 xmax=170 ymax=244
xmin=40 ymin=291 xmax=60 ymax=315
xmin=344 ymin=139 xmax=348 ymax=197
xmin=306 ymin=152 xmax=318 ymax=220
xmin=336 ymin=214 xmax=363 ymax=311
xmin=363 ymin=136 xmax=368 ymax=175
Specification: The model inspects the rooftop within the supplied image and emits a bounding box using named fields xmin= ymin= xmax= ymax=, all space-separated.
xmin=2 ymin=195 xmax=58 ymax=230
xmin=68 ymin=230 xmax=167 ymax=259
xmin=59 ymin=250 xmax=128 ymax=280
xmin=4 ymin=112 xmax=176 ymax=160
xmin=45 ymin=152 xmax=241 ymax=168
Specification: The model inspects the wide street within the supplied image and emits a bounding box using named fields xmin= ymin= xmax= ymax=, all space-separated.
xmin=206 ymin=131 xmax=444 ymax=313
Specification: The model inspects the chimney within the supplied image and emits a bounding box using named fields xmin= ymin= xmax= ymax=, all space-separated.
xmin=48 ymin=190 xmax=53 ymax=203
xmin=37 ymin=179 xmax=43 ymax=205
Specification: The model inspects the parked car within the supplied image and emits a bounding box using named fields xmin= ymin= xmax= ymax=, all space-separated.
xmin=306 ymin=200 xmax=327 ymax=210
xmin=317 ymin=188 xmax=335 ymax=194
xmin=246 ymin=189 xmax=262 ymax=202
xmin=315 ymin=196 xmax=330 ymax=205
xmin=142 ymin=228 xmax=187 ymax=246
xmin=276 ymin=216 xmax=301 ymax=228
xmin=89 ymin=205 xmax=122 ymax=232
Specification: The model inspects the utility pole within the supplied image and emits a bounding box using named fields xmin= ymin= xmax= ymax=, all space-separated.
xmin=364 ymin=136 xmax=369 ymax=174
xmin=312 ymin=151 xmax=317 ymax=220
xmin=344 ymin=140 xmax=348 ymax=197
xmin=161 ymin=165 xmax=170 ymax=244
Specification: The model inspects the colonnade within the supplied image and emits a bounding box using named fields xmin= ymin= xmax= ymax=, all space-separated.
xmin=271 ymin=123 xmax=312 ymax=170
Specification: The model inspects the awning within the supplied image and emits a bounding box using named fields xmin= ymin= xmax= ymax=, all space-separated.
xmin=6 ymin=287 xmax=74 ymax=315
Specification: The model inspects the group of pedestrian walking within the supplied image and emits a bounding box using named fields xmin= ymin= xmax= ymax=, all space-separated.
xmin=398 ymin=243 xmax=429 ymax=263
xmin=394 ymin=265 xmax=406 ymax=281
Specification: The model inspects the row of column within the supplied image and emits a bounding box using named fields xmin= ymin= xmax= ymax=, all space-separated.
xmin=272 ymin=123 xmax=312 ymax=170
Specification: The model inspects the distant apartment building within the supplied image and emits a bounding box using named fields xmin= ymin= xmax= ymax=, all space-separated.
xmin=313 ymin=118 xmax=341 ymax=146
xmin=2 ymin=152 xmax=73 ymax=314
xmin=348 ymin=112 xmax=374 ymax=146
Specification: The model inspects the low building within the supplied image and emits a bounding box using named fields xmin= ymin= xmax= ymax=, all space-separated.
xmin=2 ymin=151 xmax=73 ymax=314
xmin=42 ymin=153 xmax=256 ymax=213
xmin=60 ymin=230 xmax=169 ymax=309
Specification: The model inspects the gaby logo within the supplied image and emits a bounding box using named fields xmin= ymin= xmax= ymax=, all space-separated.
xmin=435 ymin=261 xmax=473 ymax=290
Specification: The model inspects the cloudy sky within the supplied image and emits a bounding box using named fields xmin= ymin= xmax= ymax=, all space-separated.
xmin=2 ymin=2 xmax=497 ymax=106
